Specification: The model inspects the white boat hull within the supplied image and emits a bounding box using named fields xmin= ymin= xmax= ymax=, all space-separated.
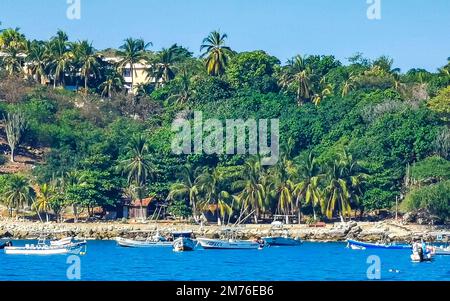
xmin=173 ymin=237 xmax=196 ymax=252
xmin=262 ymin=236 xmax=301 ymax=246
xmin=435 ymin=247 xmax=450 ymax=255
xmin=115 ymin=237 xmax=172 ymax=248
xmin=197 ymin=238 xmax=261 ymax=249
xmin=4 ymin=242 xmax=85 ymax=255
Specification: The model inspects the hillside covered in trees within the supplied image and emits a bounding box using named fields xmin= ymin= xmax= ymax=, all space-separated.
xmin=0 ymin=25 xmax=449 ymax=224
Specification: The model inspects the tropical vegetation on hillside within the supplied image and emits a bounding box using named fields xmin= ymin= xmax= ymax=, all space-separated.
xmin=0 ymin=24 xmax=449 ymax=224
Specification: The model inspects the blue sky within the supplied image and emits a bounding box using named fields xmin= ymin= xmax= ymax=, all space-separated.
xmin=0 ymin=0 xmax=449 ymax=71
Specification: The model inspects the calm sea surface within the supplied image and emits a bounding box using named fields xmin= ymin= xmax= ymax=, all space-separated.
xmin=1 ymin=240 xmax=449 ymax=281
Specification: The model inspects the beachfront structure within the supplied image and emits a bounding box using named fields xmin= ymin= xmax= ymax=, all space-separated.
xmin=122 ymin=197 xmax=155 ymax=220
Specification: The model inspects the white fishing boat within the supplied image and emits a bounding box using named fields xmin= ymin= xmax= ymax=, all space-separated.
xmin=4 ymin=236 xmax=86 ymax=255
xmin=197 ymin=227 xmax=264 ymax=250
xmin=197 ymin=237 xmax=262 ymax=249
xmin=115 ymin=231 xmax=172 ymax=248
xmin=172 ymin=231 xmax=197 ymax=252
xmin=435 ymin=245 xmax=450 ymax=255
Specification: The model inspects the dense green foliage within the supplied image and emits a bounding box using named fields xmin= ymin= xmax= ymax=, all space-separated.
xmin=0 ymin=25 xmax=449 ymax=222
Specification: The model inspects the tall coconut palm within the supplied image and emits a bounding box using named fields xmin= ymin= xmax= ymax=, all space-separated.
xmin=339 ymin=150 xmax=368 ymax=214
xmin=47 ymin=30 xmax=73 ymax=88
xmin=233 ymin=158 xmax=266 ymax=223
xmin=200 ymin=31 xmax=234 ymax=76
xmin=293 ymin=152 xmax=323 ymax=222
xmin=26 ymin=40 xmax=49 ymax=84
xmin=33 ymin=183 xmax=54 ymax=222
xmin=279 ymin=55 xmax=313 ymax=105
xmin=72 ymin=40 xmax=101 ymax=94
xmin=99 ymin=66 xmax=124 ymax=98
xmin=2 ymin=175 xmax=34 ymax=217
xmin=148 ymin=45 xmax=188 ymax=87
xmin=167 ymin=164 xmax=202 ymax=222
xmin=270 ymin=154 xmax=296 ymax=216
xmin=117 ymin=38 xmax=152 ymax=91
xmin=323 ymin=160 xmax=350 ymax=222
xmin=196 ymin=167 xmax=232 ymax=224
xmin=1 ymin=46 xmax=25 ymax=75
xmin=119 ymin=135 xmax=154 ymax=221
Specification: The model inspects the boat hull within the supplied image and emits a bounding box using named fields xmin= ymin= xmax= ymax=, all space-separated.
xmin=4 ymin=242 xmax=86 ymax=255
xmin=115 ymin=237 xmax=172 ymax=248
xmin=263 ymin=236 xmax=301 ymax=246
xmin=347 ymin=239 xmax=411 ymax=250
xmin=435 ymin=247 xmax=450 ymax=255
xmin=173 ymin=237 xmax=196 ymax=252
xmin=197 ymin=238 xmax=261 ymax=250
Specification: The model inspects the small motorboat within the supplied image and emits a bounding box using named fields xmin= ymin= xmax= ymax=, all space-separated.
xmin=262 ymin=227 xmax=301 ymax=246
xmin=197 ymin=227 xmax=264 ymax=250
xmin=115 ymin=231 xmax=172 ymax=248
xmin=4 ymin=236 xmax=86 ymax=255
xmin=411 ymin=242 xmax=435 ymax=262
xmin=435 ymin=246 xmax=450 ymax=255
xmin=173 ymin=237 xmax=196 ymax=252
xmin=172 ymin=231 xmax=196 ymax=252
xmin=197 ymin=237 xmax=262 ymax=249
xmin=347 ymin=239 xmax=411 ymax=250
xmin=263 ymin=236 xmax=302 ymax=246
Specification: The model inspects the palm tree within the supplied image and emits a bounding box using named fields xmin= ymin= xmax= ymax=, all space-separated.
xmin=47 ymin=30 xmax=73 ymax=88
xmin=196 ymin=167 xmax=232 ymax=224
xmin=73 ymin=40 xmax=101 ymax=94
xmin=117 ymin=38 xmax=152 ymax=91
xmin=200 ymin=31 xmax=234 ymax=76
xmin=339 ymin=150 xmax=368 ymax=216
xmin=119 ymin=135 xmax=154 ymax=221
xmin=341 ymin=72 xmax=357 ymax=97
xmin=293 ymin=152 xmax=323 ymax=222
xmin=1 ymin=46 xmax=25 ymax=75
xmin=233 ymin=158 xmax=267 ymax=223
xmin=33 ymin=183 xmax=54 ymax=222
xmin=322 ymin=150 xmax=366 ymax=223
xmin=279 ymin=55 xmax=313 ymax=105
xmin=26 ymin=40 xmax=49 ymax=84
xmin=0 ymin=27 xmax=26 ymax=50
xmin=167 ymin=164 xmax=201 ymax=222
xmin=312 ymin=77 xmax=333 ymax=106
xmin=99 ymin=66 xmax=124 ymax=98
xmin=149 ymin=44 xmax=190 ymax=87
xmin=2 ymin=175 xmax=34 ymax=217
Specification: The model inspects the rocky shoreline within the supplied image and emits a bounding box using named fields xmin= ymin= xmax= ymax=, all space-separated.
xmin=1 ymin=219 xmax=449 ymax=242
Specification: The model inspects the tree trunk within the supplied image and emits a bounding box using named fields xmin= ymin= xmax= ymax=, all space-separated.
xmin=130 ymin=65 xmax=134 ymax=94
xmin=37 ymin=211 xmax=43 ymax=223
xmin=10 ymin=147 xmax=15 ymax=163
xmin=73 ymin=204 xmax=78 ymax=223
xmin=84 ymin=74 xmax=88 ymax=95
xmin=46 ymin=212 xmax=49 ymax=223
